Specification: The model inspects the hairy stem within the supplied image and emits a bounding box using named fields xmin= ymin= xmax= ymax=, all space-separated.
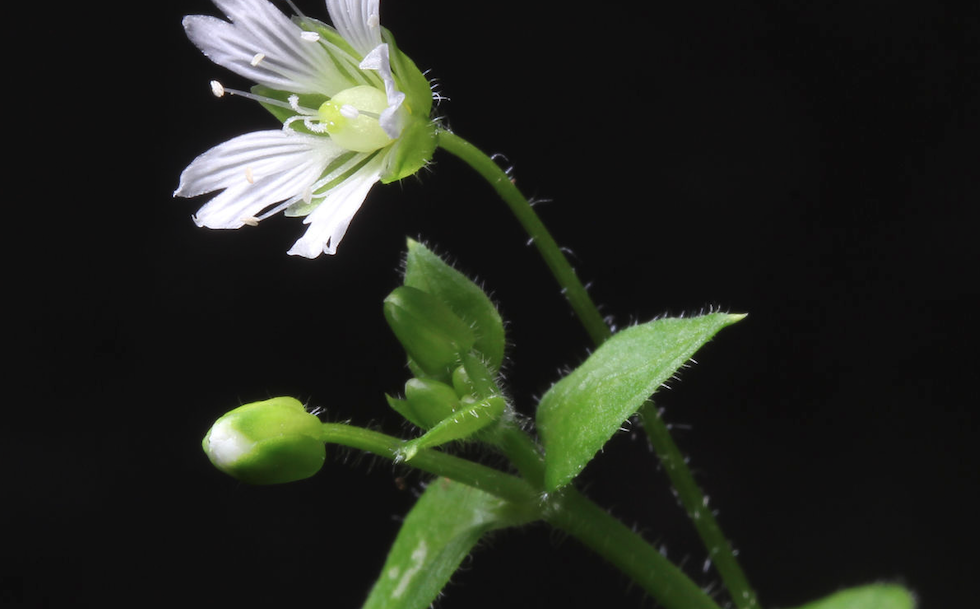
xmin=436 ymin=129 xmax=759 ymax=609
xmin=320 ymin=421 xmax=722 ymax=609
xmin=435 ymin=129 xmax=612 ymax=346
xmin=639 ymin=402 xmax=759 ymax=608
xmin=319 ymin=422 xmax=537 ymax=505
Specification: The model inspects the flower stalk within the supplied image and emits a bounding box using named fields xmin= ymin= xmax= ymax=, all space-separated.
xmin=436 ymin=129 xmax=760 ymax=609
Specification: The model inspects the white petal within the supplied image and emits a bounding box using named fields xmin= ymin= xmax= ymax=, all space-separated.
xmin=175 ymin=130 xmax=344 ymax=229
xmin=326 ymin=0 xmax=383 ymax=57
xmin=183 ymin=0 xmax=351 ymax=96
xmin=359 ymin=44 xmax=406 ymax=138
xmin=286 ymin=153 xmax=386 ymax=258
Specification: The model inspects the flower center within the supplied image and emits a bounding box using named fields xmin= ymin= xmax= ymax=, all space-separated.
xmin=317 ymin=86 xmax=392 ymax=153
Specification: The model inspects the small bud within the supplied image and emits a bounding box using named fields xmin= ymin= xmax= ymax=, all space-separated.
xmin=403 ymin=378 xmax=461 ymax=428
xmin=202 ymin=397 xmax=325 ymax=485
xmin=451 ymin=352 xmax=499 ymax=400
xmin=384 ymin=286 xmax=476 ymax=380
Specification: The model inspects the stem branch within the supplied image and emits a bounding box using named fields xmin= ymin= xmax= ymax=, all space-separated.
xmin=321 ymin=421 xmax=722 ymax=609
xmin=437 ymin=129 xmax=759 ymax=609
xmin=320 ymin=422 xmax=536 ymax=505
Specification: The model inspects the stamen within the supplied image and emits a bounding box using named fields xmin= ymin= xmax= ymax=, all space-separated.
xmin=245 ymin=167 xmax=255 ymax=184
xmin=240 ymin=216 xmax=260 ymax=227
xmin=250 ymin=53 xmax=266 ymax=66
xmin=300 ymin=31 xmax=320 ymax=42
xmin=217 ymin=86 xmax=316 ymax=114
xmin=339 ymin=105 xmax=360 ymax=120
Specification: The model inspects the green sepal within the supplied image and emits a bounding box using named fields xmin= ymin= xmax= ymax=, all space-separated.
xmin=451 ymin=352 xmax=501 ymax=401
xmin=397 ymin=396 xmax=507 ymax=462
xmin=536 ymin=313 xmax=745 ymax=492
xmin=383 ymin=28 xmax=432 ymax=120
xmin=788 ymin=584 xmax=916 ymax=609
xmin=381 ymin=117 xmax=437 ymax=184
xmin=384 ymin=286 xmax=476 ymax=381
xmin=403 ymin=240 xmax=506 ymax=372
xmin=381 ymin=28 xmax=436 ymax=183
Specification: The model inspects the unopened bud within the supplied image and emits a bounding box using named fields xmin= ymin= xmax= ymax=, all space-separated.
xmin=383 ymin=286 xmax=476 ymax=379
xmin=202 ymin=397 xmax=325 ymax=485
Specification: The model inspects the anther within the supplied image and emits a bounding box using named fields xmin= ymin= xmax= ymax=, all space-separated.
xmin=339 ymin=105 xmax=360 ymax=119
xmin=300 ymin=31 xmax=320 ymax=42
xmin=241 ymin=216 xmax=260 ymax=227
xmin=210 ymin=80 xmax=225 ymax=97
xmin=250 ymin=53 xmax=266 ymax=66
xmin=245 ymin=167 xmax=255 ymax=184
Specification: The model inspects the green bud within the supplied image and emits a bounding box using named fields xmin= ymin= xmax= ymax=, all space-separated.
xmin=451 ymin=352 xmax=500 ymax=400
xmin=386 ymin=378 xmax=460 ymax=430
xmin=202 ymin=397 xmax=325 ymax=485
xmin=404 ymin=378 xmax=461 ymax=428
xmin=384 ymin=286 xmax=476 ymax=380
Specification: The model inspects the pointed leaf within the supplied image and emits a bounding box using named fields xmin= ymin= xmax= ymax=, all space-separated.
xmin=536 ymin=313 xmax=744 ymax=492
xmin=362 ymin=478 xmax=518 ymax=609
xmin=789 ymin=584 xmax=916 ymax=609
xmin=403 ymin=240 xmax=506 ymax=372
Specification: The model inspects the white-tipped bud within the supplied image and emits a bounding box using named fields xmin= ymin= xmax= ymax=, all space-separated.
xmin=202 ymin=397 xmax=325 ymax=485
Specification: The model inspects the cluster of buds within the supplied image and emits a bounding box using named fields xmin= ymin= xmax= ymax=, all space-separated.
xmin=383 ymin=286 xmax=507 ymax=462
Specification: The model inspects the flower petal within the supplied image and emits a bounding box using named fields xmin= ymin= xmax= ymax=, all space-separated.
xmin=286 ymin=153 xmax=386 ymax=258
xmin=175 ymin=130 xmax=344 ymax=229
xmin=326 ymin=0 xmax=383 ymax=58
xmin=183 ymin=0 xmax=352 ymax=96
xmin=359 ymin=44 xmax=406 ymax=139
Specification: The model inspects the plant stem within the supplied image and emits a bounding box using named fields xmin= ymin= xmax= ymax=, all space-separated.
xmin=320 ymin=421 xmax=722 ymax=609
xmin=320 ymin=422 xmax=537 ymax=505
xmin=548 ymin=489 xmax=722 ymax=609
xmin=435 ymin=130 xmax=612 ymax=346
xmin=436 ymin=129 xmax=760 ymax=609
xmin=639 ymin=402 xmax=760 ymax=608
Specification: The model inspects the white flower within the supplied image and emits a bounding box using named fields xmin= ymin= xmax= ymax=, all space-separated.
xmin=174 ymin=0 xmax=434 ymax=258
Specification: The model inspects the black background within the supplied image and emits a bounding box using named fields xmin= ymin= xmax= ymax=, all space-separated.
xmin=10 ymin=0 xmax=978 ymax=607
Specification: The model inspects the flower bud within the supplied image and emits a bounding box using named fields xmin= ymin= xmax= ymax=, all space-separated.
xmin=404 ymin=378 xmax=461 ymax=429
xmin=202 ymin=397 xmax=325 ymax=485
xmin=383 ymin=286 xmax=476 ymax=379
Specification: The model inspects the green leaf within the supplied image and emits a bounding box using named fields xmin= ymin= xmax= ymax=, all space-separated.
xmin=403 ymin=240 xmax=506 ymax=372
xmin=536 ymin=313 xmax=744 ymax=492
xmin=362 ymin=478 xmax=517 ymax=609
xmin=788 ymin=584 xmax=916 ymax=609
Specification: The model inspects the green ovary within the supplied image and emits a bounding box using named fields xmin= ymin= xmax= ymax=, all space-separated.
xmin=318 ymin=85 xmax=393 ymax=152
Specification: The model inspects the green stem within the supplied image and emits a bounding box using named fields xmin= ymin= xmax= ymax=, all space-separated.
xmin=639 ymin=402 xmax=759 ymax=608
xmin=548 ymin=489 xmax=722 ymax=609
xmin=437 ymin=129 xmax=759 ymax=609
xmin=320 ymin=422 xmax=537 ymax=505
xmin=435 ymin=130 xmax=612 ymax=346
xmin=321 ymin=421 xmax=721 ymax=609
